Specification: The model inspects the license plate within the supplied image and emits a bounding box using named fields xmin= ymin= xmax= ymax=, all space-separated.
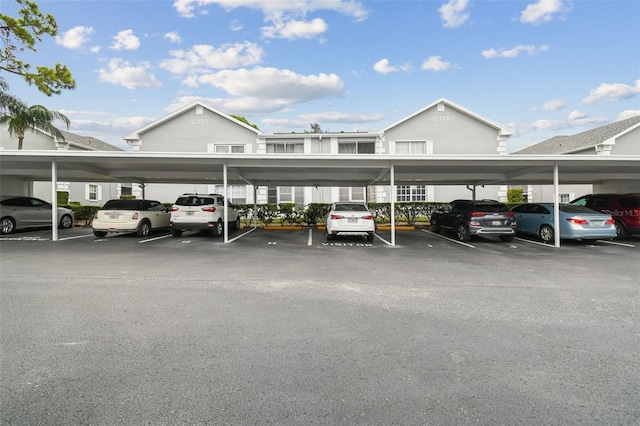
xmin=591 ymin=220 xmax=603 ymax=226
xmin=491 ymin=220 xmax=501 ymax=226
xmin=348 ymin=218 xmax=358 ymax=223
xmin=186 ymin=211 xmax=194 ymax=216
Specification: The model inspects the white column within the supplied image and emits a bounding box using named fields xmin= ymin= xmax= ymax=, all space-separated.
xmin=553 ymin=162 xmax=560 ymax=248
xmin=51 ymin=159 xmax=58 ymax=241
xmin=390 ymin=163 xmax=395 ymax=246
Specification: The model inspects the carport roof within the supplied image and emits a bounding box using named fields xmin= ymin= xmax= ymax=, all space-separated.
xmin=1 ymin=150 xmax=639 ymax=187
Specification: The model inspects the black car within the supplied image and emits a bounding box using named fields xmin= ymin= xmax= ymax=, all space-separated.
xmin=430 ymin=199 xmax=516 ymax=242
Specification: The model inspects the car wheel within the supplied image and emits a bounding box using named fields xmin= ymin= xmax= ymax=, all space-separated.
xmin=137 ymin=220 xmax=151 ymax=237
xmin=366 ymin=233 xmax=374 ymax=242
xmin=93 ymin=230 xmax=108 ymax=238
xmin=539 ymin=224 xmax=554 ymax=244
xmin=59 ymin=214 xmax=73 ymax=229
xmin=0 ymin=217 xmax=16 ymax=235
xmin=325 ymin=229 xmax=333 ymax=241
xmin=456 ymin=224 xmax=471 ymax=242
xmin=212 ymin=219 xmax=223 ymax=237
xmin=499 ymin=235 xmax=514 ymax=242
xmin=170 ymin=229 xmax=183 ymax=237
xmin=614 ymin=221 xmax=627 ymax=239
xmin=430 ymin=219 xmax=440 ymax=233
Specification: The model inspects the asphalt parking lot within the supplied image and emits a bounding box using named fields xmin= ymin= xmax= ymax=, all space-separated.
xmin=1 ymin=226 xmax=639 ymax=425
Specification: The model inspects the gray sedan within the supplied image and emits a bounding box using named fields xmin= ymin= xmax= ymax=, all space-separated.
xmin=0 ymin=195 xmax=74 ymax=235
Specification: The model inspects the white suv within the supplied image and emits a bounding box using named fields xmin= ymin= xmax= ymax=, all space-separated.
xmin=169 ymin=194 xmax=240 ymax=237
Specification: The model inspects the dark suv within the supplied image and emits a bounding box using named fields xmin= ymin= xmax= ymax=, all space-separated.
xmin=430 ymin=199 xmax=516 ymax=242
xmin=570 ymin=194 xmax=640 ymax=239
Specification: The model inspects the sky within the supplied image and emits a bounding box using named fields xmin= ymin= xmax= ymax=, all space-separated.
xmin=2 ymin=0 xmax=639 ymax=152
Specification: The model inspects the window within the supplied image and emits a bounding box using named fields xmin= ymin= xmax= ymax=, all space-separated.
xmin=396 ymin=141 xmax=428 ymax=155
xmin=338 ymin=141 xmax=375 ymax=154
xmin=279 ymin=187 xmax=293 ymax=202
xmin=397 ymin=185 xmax=426 ymax=202
xmin=267 ymin=143 xmax=303 ymax=154
xmin=215 ymin=144 xmax=245 ymax=153
xmin=213 ymin=185 xmax=246 ymax=204
xmin=559 ymin=193 xmax=571 ymax=203
xmin=339 ymin=187 xmax=365 ymax=202
xmin=86 ymin=184 xmax=101 ymax=201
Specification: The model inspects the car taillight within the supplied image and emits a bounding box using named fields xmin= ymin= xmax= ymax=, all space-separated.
xmin=606 ymin=218 xmax=615 ymax=224
xmin=202 ymin=207 xmax=216 ymax=212
xmin=469 ymin=212 xmax=486 ymax=217
xmin=363 ymin=215 xmax=374 ymax=220
xmin=170 ymin=206 xmax=179 ymax=212
xmin=505 ymin=211 xmax=514 ymax=217
xmin=567 ymin=218 xmax=588 ymax=225
xmin=132 ymin=212 xmax=139 ymax=220
xmin=331 ymin=214 xmax=343 ymax=219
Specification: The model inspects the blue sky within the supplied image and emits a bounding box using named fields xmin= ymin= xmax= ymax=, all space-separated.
xmin=2 ymin=0 xmax=639 ymax=151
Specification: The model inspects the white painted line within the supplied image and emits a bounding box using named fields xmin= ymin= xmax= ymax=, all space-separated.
xmin=420 ymin=229 xmax=475 ymax=248
xmin=307 ymin=228 xmax=313 ymax=245
xmin=59 ymin=234 xmax=94 ymax=241
xmin=227 ymin=227 xmax=257 ymax=243
xmin=514 ymin=237 xmax=554 ymax=248
xmin=597 ymin=239 xmax=635 ymax=247
xmin=375 ymin=233 xmax=392 ymax=246
xmin=138 ymin=234 xmax=172 ymax=243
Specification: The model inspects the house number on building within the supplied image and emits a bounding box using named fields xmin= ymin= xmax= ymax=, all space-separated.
xmin=432 ymin=116 xmax=450 ymax=121
xmin=190 ymin=119 xmax=208 ymax=125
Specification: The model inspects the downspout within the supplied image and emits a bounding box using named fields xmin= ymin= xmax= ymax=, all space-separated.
xmin=466 ymin=185 xmax=476 ymax=200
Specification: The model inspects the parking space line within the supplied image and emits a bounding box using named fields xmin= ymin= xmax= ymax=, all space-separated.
xmin=420 ymin=229 xmax=475 ymax=248
xmin=139 ymin=234 xmax=172 ymax=243
xmin=597 ymin=239 xmax=635 ymax=247
xmin=514 ymin=237 xmax=555 ymax=248
xmin=227 ymin=227 xmax=257 ymax=243
xmin=59 ymin=234 xmax=94 ymax=241
xmin=307 ymin=228 xmax=313 ymax=245
xmin=375 ymin=233 xmax=392 ymax=246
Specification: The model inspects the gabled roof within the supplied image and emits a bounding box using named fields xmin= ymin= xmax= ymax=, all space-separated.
xmin=59 ymin=130 xmax=123 ymax=151
xmin=123 ymin=101 xmax=263 ymax=141
xmin=514 ymin=115 xmax=640 ymax=155
xmin=379 ymin=97 xmax=514 ymax=136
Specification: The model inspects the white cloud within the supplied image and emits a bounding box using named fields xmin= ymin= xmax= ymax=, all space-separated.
xmin=582 ymin=80 xmax=640 ymax=104
xmin=482 ymin=44 xmax=549 ymax=59
xmin=164 ymin=31 xmax=182 ymax=43
xmin=373 ymin=59 xmax=411 ymax=74
xmin=173 ymin=0 xmax=369 ymax=21
xmin=181 ymin=67 xmax=344 ymax=106
xmin=421 ymin=56 xmax=452 ymax=72
xmin=159 ymin=42 xmax=264 ymax=74
xmin=520 ymin=0 xmax=568 ymax=25
xmin=261 ymin=18 xmax=328 ymax=40
xmin=110 ymin=30 xmax=140 ymax=50
xmin=534 ymin=98 xmax=565 ymax=111
xmin=230 ymin=20 xmax=244 ymax=31
xmin=438 ymin=0 xmax=470 ymax=28
xmin=96 ymin=59 xmax=161 ymax=89
xmin=568 ymin=110 xmax=587 ymax=120
xmin=55 ymin=26 xmax=94 ymax=49
xmin=618 ymin=110 xmax=640 ymax=120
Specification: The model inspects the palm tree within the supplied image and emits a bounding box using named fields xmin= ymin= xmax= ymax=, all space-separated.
xmin=0 ymin=102 xmax=70 ymax=149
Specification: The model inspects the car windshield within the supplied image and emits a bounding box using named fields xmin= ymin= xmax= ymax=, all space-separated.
xmin=559 ymin=204 xmax=603 ymax=214
xmin=334 ymin=203 xmax=368 ymax=212
xmin=473 ymin=203 xmax=507 ymax=212
xmin=175 ymin=196 xmax=215 ymax=206
xmin=103 ymin=200 xmax=149 ymax=210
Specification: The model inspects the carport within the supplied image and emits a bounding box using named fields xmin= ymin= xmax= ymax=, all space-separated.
xmin=1 ymin=150 xmax=639 ymax=247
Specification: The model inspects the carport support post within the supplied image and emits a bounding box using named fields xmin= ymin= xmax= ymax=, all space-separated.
xmin=51 ymin=159 xmax=58 ymax=241
xmin=223 ymin=162 xmax=228 ymax=243
xmin=390 ymin=163 xmax=396 ymax=246
xmin=553 ymin=162 xmax=560 ymax=248
xmin=253 ymin=187 xmax=258 ymax=229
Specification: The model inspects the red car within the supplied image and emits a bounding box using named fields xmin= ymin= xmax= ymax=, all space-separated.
xmin=570 ymin=194 xmax=640 ymax=239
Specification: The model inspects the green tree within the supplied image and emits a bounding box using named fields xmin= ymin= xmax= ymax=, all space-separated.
xmin=0 ymin=101 xmax=70 ymax=149
xmin=231 ymin=115 xmax=259 ymax=130
xmin=0 ymin=76 xmax=25 ymax=111
xmin=507 ymin=188 xmax=525 ymax=204
xmin=0 ymin=0 xmax=76 ymax=96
